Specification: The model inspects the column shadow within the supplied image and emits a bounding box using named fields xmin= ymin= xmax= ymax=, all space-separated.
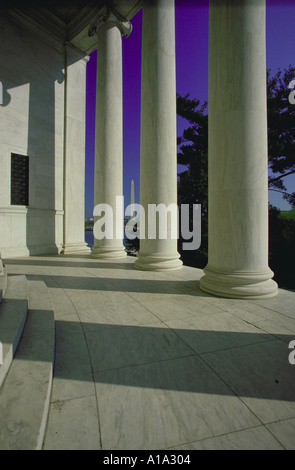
xmin=15 ymin=312 xmax=295 ymax=403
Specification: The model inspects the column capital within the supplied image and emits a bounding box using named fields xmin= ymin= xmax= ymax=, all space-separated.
xmin=88 ymin=7 xmax=133 ymax=38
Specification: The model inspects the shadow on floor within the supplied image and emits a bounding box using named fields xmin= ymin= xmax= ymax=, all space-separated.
xmin=5 ymin=273 xmax=201 ymax=297
xmin=14 ymin=311 xmax=295 ymax=403
xmin=3 ymin=258 xmax=136 ymax=271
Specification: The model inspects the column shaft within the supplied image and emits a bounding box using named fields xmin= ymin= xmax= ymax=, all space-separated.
xmin=134 ymin=0 xmax=182 ymax=271
xmin=91 ymin=23 xmax=126 ymax=259
xmin=62 ymin=45 xmax=90 ymax=254
xmin=200 ymin=0 xmax=277 ymax=298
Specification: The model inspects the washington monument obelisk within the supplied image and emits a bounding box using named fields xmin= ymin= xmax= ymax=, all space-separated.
xmin=130 ymin=179 xmax=135 ymax=219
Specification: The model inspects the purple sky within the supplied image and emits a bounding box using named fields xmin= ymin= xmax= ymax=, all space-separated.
xmin=85 ymin=0 xmax=295 ymax=219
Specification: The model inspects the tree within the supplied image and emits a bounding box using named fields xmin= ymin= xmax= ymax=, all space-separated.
xmin=177 ymin=94 xmax=208 ymax=268
xmin=269 ymin=205 xmax=295 ymax=290
xmin=267 ymin=65 xmax=295 ymax=206
xmin=177 ymin=65 xmax=295 ymax=285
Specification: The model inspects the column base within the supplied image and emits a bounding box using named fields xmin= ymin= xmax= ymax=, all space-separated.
xmin=134 ymin=252 xmax=183 ymax=272
xmin=200 ymin=266 xmax=278 ymax=299
xmin=61 ymin=242 xmax=91 ymax=255
xmin=90 ymin=245 xmax=127 ymax=259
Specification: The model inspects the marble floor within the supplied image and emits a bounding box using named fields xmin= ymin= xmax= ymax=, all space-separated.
xmin=4 ymin=254 xmax=295 ymax=450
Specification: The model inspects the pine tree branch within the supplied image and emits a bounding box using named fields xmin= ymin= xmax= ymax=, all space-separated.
xmin=269 ymin=169 xmax=295 ymax=182
xmin=268 ymin=188 xmax=292 ymax=196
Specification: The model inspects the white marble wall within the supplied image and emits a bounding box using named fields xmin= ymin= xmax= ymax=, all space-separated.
xmin=0 ymin=12 xmax=87 ymax=257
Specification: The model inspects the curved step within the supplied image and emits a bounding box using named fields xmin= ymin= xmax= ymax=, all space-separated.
xmin=0 ymin=275 xmax=28 ymax=389
xmin=0 ymin=279 xmax=55 ymax=450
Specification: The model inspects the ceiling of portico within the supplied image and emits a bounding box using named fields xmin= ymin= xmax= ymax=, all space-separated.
xmin=46 ymin=1 xmax=100 ymax=24
xmin=4 ymin=0 xmax=142 ymax=54
xmin=47 ymin=0 xmax=142 ymax=24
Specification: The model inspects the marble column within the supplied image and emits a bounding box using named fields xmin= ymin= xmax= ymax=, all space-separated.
xmin=61 ymin=45 xmax=90 ymax=255
xmin=0 ymin=255 xmax=4 ymax=276
xmin=134 ymin=0 xmax=182 ymax=271
xmin=200 ymin=0 xmax=278 ymax=298
xmin=90 ymin=10 xmax=132 ymax=259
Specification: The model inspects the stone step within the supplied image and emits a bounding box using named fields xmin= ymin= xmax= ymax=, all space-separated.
xmin=0 ymin=275 xmax=28 ymax=389
xmin=0 ymin=279 xmax=55 ymax=450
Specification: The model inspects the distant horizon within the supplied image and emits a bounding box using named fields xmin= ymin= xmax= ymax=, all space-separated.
xmin=85 ymin=0 xmax=295 ymax=219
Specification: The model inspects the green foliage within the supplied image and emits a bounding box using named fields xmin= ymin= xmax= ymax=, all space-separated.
xmin=268 ymin=65 xmax=295 ymax=206
xmin=280 ymin=209 xmax=295 ymax=220
xmin=269 ymin=205 xmax=295 ymax=290
xmin=177 ymin=93 xmax=208 ymax=268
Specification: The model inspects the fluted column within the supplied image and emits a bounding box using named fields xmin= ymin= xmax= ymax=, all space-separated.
xmin=200 ymin=0 xmax=278 ymax=298
xmin=90 ymin=10 xmax=132 ymax=259
xmin=134 ymin=0 xmax=182 ymax=271
xmin=62 ymin=45 xmax=90 ymax=255
xmin=0 ymin=255 xmax=4 ymax=276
